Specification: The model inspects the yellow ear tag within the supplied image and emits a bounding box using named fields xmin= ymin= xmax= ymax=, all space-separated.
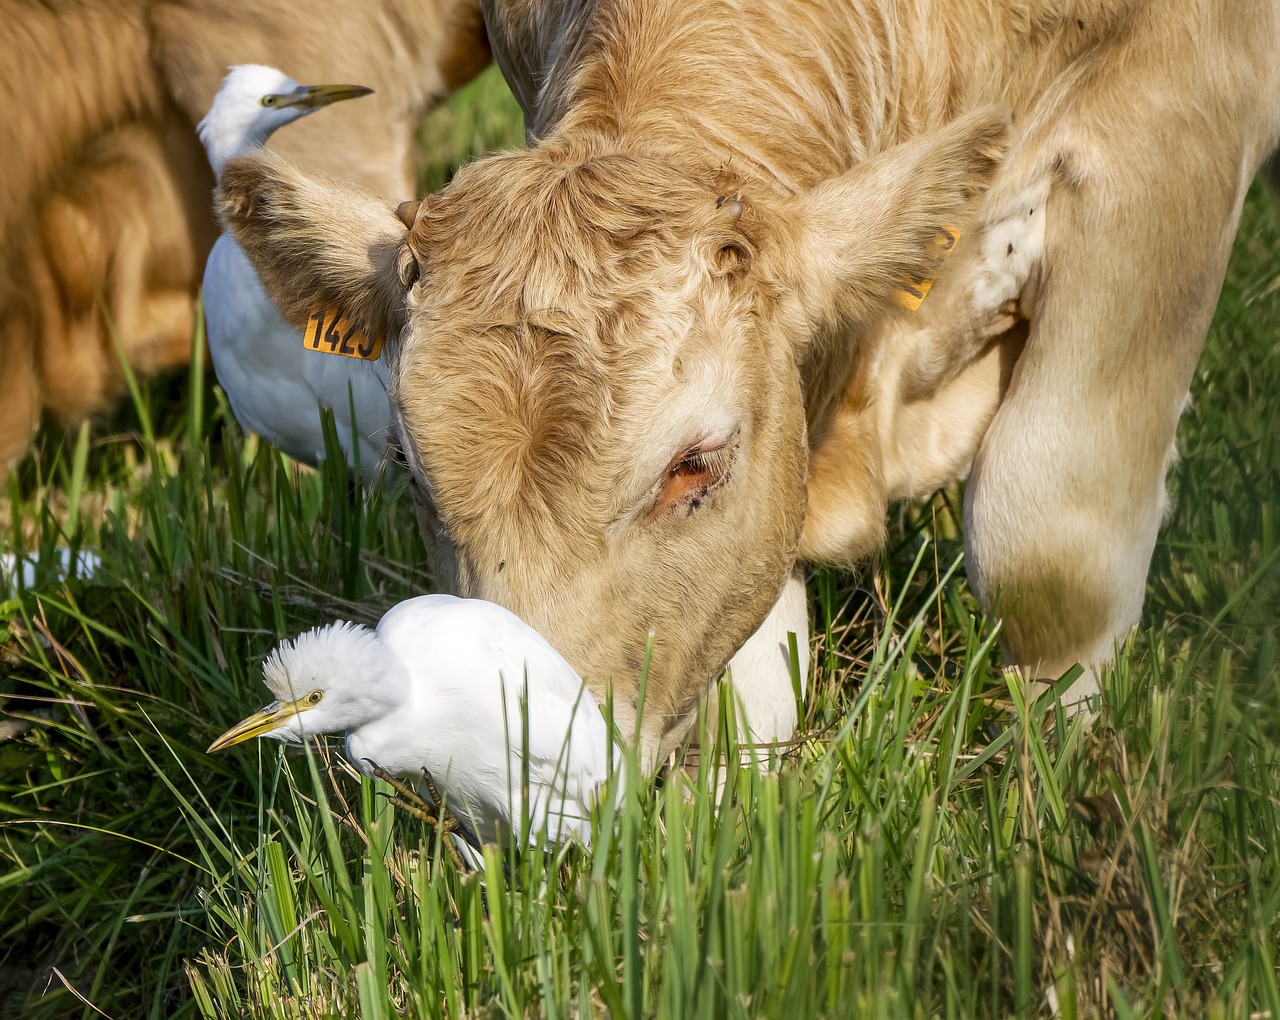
xmin=895 ymin=225 xmax=961 ymax=312
xmin=303 ymin=308 xmax=383 ymax=361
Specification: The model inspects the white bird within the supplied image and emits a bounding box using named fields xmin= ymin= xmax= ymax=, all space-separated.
xmin=199 ymin=65 xmax=392 ymax=481
xmin=208 ymin=595 xmax=621 ymax=861
xmin=1 ymin=548 xmax=102 ymax=591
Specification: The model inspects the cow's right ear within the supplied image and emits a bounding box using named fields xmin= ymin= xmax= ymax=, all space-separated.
xmin=767 ymin=108 xmax=1010 ymax=338
xmin=216 ymin=150 xmax=412 ymax=345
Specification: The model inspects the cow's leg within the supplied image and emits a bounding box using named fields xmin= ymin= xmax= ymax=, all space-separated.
xmin=0 ymin=316 xmax=41 ymax=474
xmin=964 ymin=115 xmax=1252 ymax=708
xmin=703 ymin=568 xmax=810 ymax=766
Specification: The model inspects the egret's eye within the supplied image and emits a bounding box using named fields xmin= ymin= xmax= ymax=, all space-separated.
xmin=653 ymin=435 xmax=739 ymax=516
xmin=261 ymin=95 xmax=278 ymax=108
xmin=306 ymin=690 xmax=323 ymax=705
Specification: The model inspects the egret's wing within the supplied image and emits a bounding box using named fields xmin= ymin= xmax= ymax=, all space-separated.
xmin=374 ymin=596 xmax=529 ymax=841
xmin=483 ymin=612 xmax=617 ymax=842
xmin=204 ymin=236 xmax=391 ymax=475
xmin=204 ymin=238 xmax=333 ymax=464
xmin=376 ymin=595 xmax=616 ymax=845
xmin=489 ymin=637 xmax=611 ymax=769
xmin=380 ymin=595 xmax=610 ymax=777
xmin=298 ymin=343 xmax=393 ymax=477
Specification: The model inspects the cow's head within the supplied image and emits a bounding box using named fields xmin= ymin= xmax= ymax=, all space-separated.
xmin=218 ymin=109 xmax=1008 ymax=761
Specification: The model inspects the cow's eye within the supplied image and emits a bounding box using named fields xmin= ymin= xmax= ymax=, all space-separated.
xmin=654 ymin=435 xmax=738 ymax=516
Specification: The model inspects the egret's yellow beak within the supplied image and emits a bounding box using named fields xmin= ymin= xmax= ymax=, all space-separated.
xmin=275 ymin=83 xmax=374 ymax=111
xmin=208 ymin=699 xmax=309 ymax=753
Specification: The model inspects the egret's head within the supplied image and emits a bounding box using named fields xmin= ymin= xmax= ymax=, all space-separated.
xmin=198 ymin=65 xmax=373 ymax=177
xmin=208 ymin=621 xmax=406 ymax=752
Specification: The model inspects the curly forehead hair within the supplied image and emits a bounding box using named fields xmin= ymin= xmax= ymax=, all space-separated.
xmin=396 ymin=143 xmax=758 ymax=551
xmin=407 ymin=139 xmax=757 ymax=316
xmin=405 ymin=316 xmax=617 ymax=543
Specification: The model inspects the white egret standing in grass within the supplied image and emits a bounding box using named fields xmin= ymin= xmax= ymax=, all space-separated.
xmin=199 ymin=65 xmax=392 ymax=481
xmin=208 ymin=595 xmax=621 ymax=866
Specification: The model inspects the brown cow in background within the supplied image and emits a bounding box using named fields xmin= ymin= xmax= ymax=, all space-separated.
xmin=0 ymin=0 xmax=490 ymax=472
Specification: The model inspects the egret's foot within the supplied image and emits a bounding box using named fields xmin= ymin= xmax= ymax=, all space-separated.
xmin=370 ymin=765 xmax=469 ymax=872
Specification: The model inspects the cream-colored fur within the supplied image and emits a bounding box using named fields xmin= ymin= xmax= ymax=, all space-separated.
xmin=0 ymin=0 xmax=489 ymax=471
xmin=220 ymin=114 xmax=1007 ymax=765
xmin=220 ymin=0 xmax=1280 ymax=757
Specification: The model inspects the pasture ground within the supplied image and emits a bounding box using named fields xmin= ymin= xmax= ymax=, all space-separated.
xmin=1 ymin=68 xmax=1278 ymax=1019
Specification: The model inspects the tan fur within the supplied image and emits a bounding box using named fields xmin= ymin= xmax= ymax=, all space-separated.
xmin=222 ymin=0 xmax=1280 ymax=756
xmin=219 ymin=110 xmax=1005 ymax=760
xmin=0 ymin=0 xmax=489 ymax=471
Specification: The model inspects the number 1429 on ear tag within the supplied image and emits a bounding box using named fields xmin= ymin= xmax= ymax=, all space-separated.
xmin=304 ymin=308 xmax=383 ymax=361
xmin=894 ymin=225 xmax=961 ymax=312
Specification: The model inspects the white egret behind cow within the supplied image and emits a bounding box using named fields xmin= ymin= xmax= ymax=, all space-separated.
xmin=207 ymin=595 xmax=622 ymax=864
xmin=199 ymin=65 xmax=391 ymax=480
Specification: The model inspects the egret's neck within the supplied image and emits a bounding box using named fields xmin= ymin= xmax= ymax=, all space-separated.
xmin=199 ymin=117 xmax=278 ymax=181
xmin=335 ymin=637 xmax=414 ymax=730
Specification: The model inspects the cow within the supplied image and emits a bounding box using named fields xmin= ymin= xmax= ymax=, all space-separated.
xmin=0 ymin=0 xmax=490 ymax=473
xmin=216 ymin=0 xmax=1280 ymax=767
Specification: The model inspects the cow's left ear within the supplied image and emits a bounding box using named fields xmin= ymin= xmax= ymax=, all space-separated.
xmin=768 ymin=108 xmax=1009 ymax=336
xmin=216 ymin=149 xmax=413 ymax=345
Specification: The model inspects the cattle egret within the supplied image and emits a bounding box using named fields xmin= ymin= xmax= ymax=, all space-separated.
xmin=199 ymin=65 xmax=392 ymax=480
xmin=208 ymin=595 xmax=621 ymax=864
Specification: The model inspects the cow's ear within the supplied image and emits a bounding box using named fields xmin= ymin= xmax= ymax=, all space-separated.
xmin=769 ymin=108 xmax=1009 ymax=336
xmin=216 ymin=150 xmax=414 ymax=344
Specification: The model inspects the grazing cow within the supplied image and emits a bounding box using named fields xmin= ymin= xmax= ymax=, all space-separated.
xmin=0 ymin=0 xmax=490 ymax=473
xmin=218 ymin=0 xmax=1280 ymax=765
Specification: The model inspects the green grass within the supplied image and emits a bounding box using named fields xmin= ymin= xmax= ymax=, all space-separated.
xmin=2 ymin=66 xmax=1278 ymax=1018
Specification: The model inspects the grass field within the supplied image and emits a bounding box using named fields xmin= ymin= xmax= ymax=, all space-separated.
xmin=2 ymin=65 xmax=1278 ymax=1019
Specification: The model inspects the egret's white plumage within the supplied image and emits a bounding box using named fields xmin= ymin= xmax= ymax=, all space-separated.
xmin=199 ymin=65 xmax=391 ymax=480
xmin=1 ymin=548 xmax=102 ymax=592
xmin=210 ymin=595 xmax=621 ymax=850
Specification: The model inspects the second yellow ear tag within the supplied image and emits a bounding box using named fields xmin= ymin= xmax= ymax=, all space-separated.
xmin=895 ymin=225 xmax=961 ymax=312
xmin=304 ymin=308 xmax=383 ymax=361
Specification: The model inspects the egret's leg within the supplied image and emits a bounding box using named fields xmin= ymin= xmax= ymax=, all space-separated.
xmin=371 ymin=765 xmax=469 ymax=872
xmin=418 ymin=768 xmax=471 ymax=865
